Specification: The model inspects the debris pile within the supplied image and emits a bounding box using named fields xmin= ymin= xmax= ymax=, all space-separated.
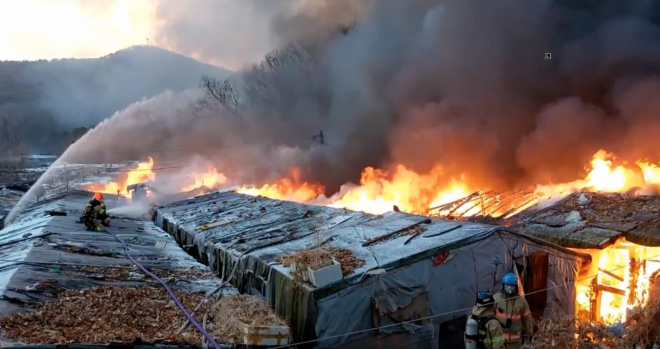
xmin=0 ymin=286 xmax=288 ymax=345
xmin=212 ymin=294 xmax=288 ymax=344
xmin=277 ymin=247 xmax=365 ymax=277
xmin=0 ymin=286 xmax=211 ymax=344
xmin=512 ymin=192 xmax=660 ymax=229
xmin=510 ymin=192 xmax=660 ymax=247
xmin=328 ymin=248 xmax=367 ymax=275
xmin=522 ymin=298 xmax=660 ymax=349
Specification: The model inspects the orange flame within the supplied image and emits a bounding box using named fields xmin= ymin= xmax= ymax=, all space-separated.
xmin=575 ymin=240 xmax=660 ymax=325
xmin=181 ymin=168 xmax=227 ymax=192
xmin=535 ymin=149 xmax=660 ymax=199
xmin=329 ymin=165 xmax=471 ymax=215
xmin=235 ymin=149 xmax=660 ymax=218
xmin=82 ymin=149 xmax=660 ymax=218
xmin=85 ymin=157 xmax=155 ymax=197
xmin=236 ymin=167 xmax=325 ymax=202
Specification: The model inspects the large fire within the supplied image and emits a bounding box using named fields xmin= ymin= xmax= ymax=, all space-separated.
xmin=328 ymin=165 xmax=471 ymax=215
xmin=236 ymin=167 xmax=324 ymax=202
xmin=85 ymin=157 xmax=156 ymax=197
xmin=84 ymin=158 xmax=227 ymax=198
xmin=82 ymin=149 xmax=660 ymax=325
xmin=85 ymin=149 xmax=660 ymax=214
xmin=235 ymin=149 xmax=660 ymax=218
xmin=535 ymin=149 xmax=660 ymax=197
xmin=180 ymin=168 xmax=227 ymax=192
xmin=576 ymin=240 xmax=660 ymax=325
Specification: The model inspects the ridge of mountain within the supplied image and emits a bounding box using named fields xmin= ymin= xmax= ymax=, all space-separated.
xmin=0 ymin=45 xmax=232 ymax=126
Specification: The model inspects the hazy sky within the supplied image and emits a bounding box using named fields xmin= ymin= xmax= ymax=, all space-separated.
xmin=0 ymin=0 xmax=283 ymax=70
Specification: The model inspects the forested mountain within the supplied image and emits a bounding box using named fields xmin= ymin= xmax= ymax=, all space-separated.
xmin=0 ymin=46 xmax=231 ymax=156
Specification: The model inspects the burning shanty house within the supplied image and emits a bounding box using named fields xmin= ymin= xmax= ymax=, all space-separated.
xmin=508 ymin=192 xmax=660 ymax=326
xmin=152 ymin=191 xmax=590 ymax=349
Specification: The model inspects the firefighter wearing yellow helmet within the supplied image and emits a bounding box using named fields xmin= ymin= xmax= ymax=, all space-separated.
xmin=494 ymin=273 xmax=533 ymax=349
xmin=80 ymin=192 xmax=110 ymax=231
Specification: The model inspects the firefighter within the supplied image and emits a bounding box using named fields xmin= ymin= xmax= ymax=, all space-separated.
xmin=494 ymin=273 xmax=533 ymax=349
xmin=465 ymin=290 xmax=505 ymax=349
xmin=80 ymin=192 xmax=110 ymax=231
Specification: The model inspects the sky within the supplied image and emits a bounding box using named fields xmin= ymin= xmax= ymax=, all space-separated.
xmin=0 ymin=0 xmax=282 ymax=70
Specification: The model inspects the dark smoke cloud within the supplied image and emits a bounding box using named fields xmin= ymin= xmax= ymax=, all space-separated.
xmin=78 ymin=0 xmax=660 ymax=188
xmin=153 ymin=0 xmax=371 ymax=70
xmin=13 ymin=0 xmax=660 ymax=221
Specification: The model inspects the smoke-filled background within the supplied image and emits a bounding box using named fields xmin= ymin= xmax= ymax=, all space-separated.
xmin=9 ymin=0 xmax=660 ymax=219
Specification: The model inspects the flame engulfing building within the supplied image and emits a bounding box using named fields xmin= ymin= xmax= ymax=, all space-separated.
xmin=152 ymin=191 xmax=590 ymax=349
xmin=509 ymin=192 xmax=660 ymax=325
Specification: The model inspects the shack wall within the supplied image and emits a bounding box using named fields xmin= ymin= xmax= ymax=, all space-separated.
xmin=154 ymin=209 xmax=319 ymax=342
xmin=313 ymin=231 xmax=582 ymax=348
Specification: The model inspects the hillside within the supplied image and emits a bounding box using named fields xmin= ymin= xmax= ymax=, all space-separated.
xmin=0 ymin=46 xmax=232 ymax=154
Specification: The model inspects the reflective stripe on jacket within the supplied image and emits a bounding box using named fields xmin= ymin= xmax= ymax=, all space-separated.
xmin=484 ymin=318 xmax=505 ymax=349
xmin=466 ymin=307 xmax=505 ymax=349
xmin=494 ymin=292 xmax=533 ymax=343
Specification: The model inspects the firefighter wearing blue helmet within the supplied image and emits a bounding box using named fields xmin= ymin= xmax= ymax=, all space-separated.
xmin=494 ymin=273 xmax=533 ymax=349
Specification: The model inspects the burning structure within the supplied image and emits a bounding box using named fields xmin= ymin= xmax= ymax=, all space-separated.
xmin=152 ymin=191 xmax=590 ymax=348
xmin=69 ymin=145 xmax=660 ymax=334
xmin=510 ymin=192 xmax=660 ymax=326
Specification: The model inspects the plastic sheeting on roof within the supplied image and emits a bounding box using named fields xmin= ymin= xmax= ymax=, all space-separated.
xmin=153 ymin=191 xmax=508 ymax=280
xmin=0 ymin=190 xmax=234 ymax=317
xmin=153 ymin=191 xmax=589 ymax=348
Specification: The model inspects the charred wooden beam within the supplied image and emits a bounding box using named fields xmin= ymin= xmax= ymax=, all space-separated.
xmin=473 ymin=191 xmax=519 ymax=217
xmin=629 ymin=258 xmax=639 ymax=306
xmin=594 ymin=283 xmax=626 ymax=296
xmin=362 ymin=218 xmax=431 ymax=247
xmin=444 ymin=193 xmax=486 ymax=217
xmin=500 ymin=196 xmax=539 ymax=219
xmin=456 ymin=193 xmax=499 ymax=219
xmin=487 ymin=191 xmax=527 ymax=216
xmin=427 ymin=191 xmax=482 ymax=213
xmin=598 ymin=268 xmax=624 ymax=282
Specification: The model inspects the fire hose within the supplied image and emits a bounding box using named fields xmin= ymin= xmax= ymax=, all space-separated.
xmin=104 ymin=229 xmax=221 ymax=349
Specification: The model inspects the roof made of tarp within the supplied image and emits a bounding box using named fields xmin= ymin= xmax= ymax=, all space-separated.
xmin=509 ymin=192 xmax=660 ymax=248
xmin=0 ymin=190 xmax=231 ymax=316
xmin=155 ymin=191 xmax=588 ymax=285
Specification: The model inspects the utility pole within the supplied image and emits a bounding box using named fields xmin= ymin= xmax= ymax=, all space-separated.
xmin=64 ymin=164 xmax=69 ymax=194
xmin=312 ymin=131 xmax=325 ymax=145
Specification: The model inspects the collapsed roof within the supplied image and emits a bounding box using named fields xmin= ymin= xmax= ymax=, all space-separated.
xmin=428 ymin=190 xmax=539 ymax=223
xmin=509 ymin=192 xmax=660 ymax=249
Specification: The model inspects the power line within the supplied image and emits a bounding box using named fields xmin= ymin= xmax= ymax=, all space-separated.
xmin=270 ymin=251 xmax=660 ymax=349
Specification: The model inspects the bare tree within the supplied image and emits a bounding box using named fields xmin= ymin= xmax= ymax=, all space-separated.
xmin=242 ymin=41 xmax=323 ymax=109
xmin=199 ymin=76 xmax=241 ymax=116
